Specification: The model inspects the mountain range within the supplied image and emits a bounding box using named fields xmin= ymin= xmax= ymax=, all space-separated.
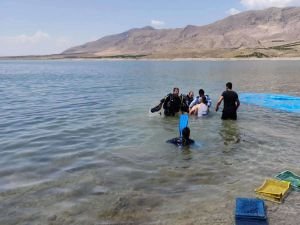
xmin=62 ymin=7 xmax=300 ymax=58
xmin=4 ymin=7 xmax=300 ymax=59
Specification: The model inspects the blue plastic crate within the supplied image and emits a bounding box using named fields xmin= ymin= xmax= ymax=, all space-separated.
xmin=235 ymin=198 xmax=267 ymax=220
xmin=236 ymin=218 xmax=268 ymax=225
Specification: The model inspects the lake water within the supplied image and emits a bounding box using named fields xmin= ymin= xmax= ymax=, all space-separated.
xmin=0 ymin=60 xmax=299 ymax=225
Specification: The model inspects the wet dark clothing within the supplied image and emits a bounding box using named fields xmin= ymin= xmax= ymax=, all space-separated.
xmin=150 ymin=102 xmax=163 ymax=113
xmin=180 ymin=94 xmax=194 ymax=113
xmin=185 ymin=95 xmax=194 ymax=107
xmin=167 ymin=137 xmax=194 ymax=146
xmin=161 ymin=93 xmax=182 ymax=116
xmin=221 ymin=90 xmax=239 ymax=120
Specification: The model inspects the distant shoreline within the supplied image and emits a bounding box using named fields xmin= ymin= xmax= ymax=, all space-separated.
xmin=1 ymin=56 xmax=300 ymax=61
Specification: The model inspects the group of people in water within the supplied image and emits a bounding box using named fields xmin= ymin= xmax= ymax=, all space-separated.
xmin=151 ymin=82 xmax=240 ymax=146
xmin=151 ymin=88 xmax=212 ymax=117
xmin=151 ymin=82 xmax=240 ymax=120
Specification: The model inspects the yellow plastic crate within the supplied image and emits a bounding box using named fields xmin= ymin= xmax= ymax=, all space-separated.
xmin=256 ymin=192 xmax=282 ymax=203
xmin=255 ymin=179 xmax=290 ymax=196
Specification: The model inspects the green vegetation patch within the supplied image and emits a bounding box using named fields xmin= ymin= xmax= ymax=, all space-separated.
xmin=269 ymin=41 xmax=300 ymax=50
xmin=235 ymin=52 xmax=269 ymax=58
xmin=98 ymin=54 xmax=148 ymax=59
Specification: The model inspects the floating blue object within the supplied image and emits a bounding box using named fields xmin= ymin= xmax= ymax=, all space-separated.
xmin=240 ymin=93 xmax=300 ymax=113
xmin=179 ymin=114 xmax=188 ymax=137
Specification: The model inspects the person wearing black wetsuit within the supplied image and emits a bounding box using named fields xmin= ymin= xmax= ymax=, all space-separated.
xmin=215 ymin=82 xmax=240 ymax=120
xmin=151 ymin=87 xmax=182 ymax=116
xmin=180 ymin=91 xmax=194 ymax=113
xmin=167 ymin=127 xmax=194 ymax=146
xmin=162 ymin=87 xmax=182 ymax=116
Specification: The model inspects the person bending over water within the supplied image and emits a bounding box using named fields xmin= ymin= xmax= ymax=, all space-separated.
xmin=167 ymin=127 xmax=194 ymax=146
xmin=189 ymin=89 xmax=212 ymax=111
xmin=215 ymin=82 xmax=240 ymax=120
xmin=189 ymin=96 xmax=208 ymax=117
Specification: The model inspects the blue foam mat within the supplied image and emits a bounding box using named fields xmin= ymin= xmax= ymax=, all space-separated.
xmin=240 ymin=93 xmax=300 ymax=113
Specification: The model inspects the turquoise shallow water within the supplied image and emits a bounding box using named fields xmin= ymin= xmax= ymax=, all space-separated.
xmin=0 ymin=60 xmax=300 ymax=225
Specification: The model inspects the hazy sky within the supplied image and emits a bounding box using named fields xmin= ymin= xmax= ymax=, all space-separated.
xmin=1 ymin=0 xmax=300 ymax=56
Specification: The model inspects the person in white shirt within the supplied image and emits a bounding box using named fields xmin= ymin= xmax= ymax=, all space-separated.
xmin=189 ymin=89 xmax=212 ymax=111
xmin=189 ymin=96 xmax=208 ymax=117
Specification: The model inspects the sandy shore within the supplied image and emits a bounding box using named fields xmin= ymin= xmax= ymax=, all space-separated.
xmin=1 ymin=56 xmax=300 ymax=61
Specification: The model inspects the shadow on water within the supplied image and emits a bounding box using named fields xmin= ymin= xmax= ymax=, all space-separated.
xmin=219 ymin=120 xmax=241 ymax=152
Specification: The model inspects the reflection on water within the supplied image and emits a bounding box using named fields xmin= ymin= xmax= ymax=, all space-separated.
xmin=219 ymin=120 xmax=241 ymax=147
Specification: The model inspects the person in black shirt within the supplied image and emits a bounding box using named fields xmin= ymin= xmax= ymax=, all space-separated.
xmin=215 ymin=82 xmax=240 ymax=120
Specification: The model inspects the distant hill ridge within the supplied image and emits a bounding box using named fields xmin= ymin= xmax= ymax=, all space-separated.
xmin=48 ymin=7 xmax=300 ymax=58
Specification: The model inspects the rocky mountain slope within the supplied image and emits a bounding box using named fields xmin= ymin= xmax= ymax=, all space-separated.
xmin=62 ymin=7 xmax=300 ymax=58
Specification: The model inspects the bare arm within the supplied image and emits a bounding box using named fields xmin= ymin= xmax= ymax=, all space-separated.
xmin=215 ymin=96 xmax=224 ymax=112
xmin=189 ymin=105 xmax=198 ymax=115
xmin=188 ymin=97 xmax=198 ymax=109
xmin=236 ymin=98 xmax=240 ymax=110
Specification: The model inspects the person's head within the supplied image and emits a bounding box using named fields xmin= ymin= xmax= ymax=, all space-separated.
xmin=226 ymin=82 xmax=232 ymax=90
xmin=198 ymin=89 xmax=205 ymax=97
xmin=182 ymin=127 xmax=190 ymax=140
xmin=173 ymin=87 xmax=179 ymax=96
xmin=201 ymin=96 xmax=207 ymax=105
xmin=188 ymin=91 xmax=194 ymax=98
